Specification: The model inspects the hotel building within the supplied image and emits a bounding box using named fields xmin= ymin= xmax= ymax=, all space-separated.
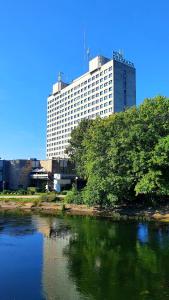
xmin=47 ymin=52 xmax=136 ymax=158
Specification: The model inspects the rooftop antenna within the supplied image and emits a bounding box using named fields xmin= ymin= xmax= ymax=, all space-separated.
xmin=84 ymin=30 xmax=86 ymax=63
xmin=58 ymin=72 xmax=63 ymax=82
xmin=83 ymin=29 xmax=91 ymax=70
xmin=86 ymin=47 xmax=90 ymax=63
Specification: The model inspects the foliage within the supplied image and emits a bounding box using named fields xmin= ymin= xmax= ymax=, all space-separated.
xmin=16 ymin=189 xmax=28 ymax=195
xmin=65 ymin=118 xmax=94 ymax=177
xmin=1 ymin=189 xmax=11 ymax=194
xmin=27 ymin=187 xmax=36 ymax=195
xmin=61 ymin=190 xmax=69 ymax=195
xmin=67 ymin=96 xmax=169 ymax=206
xmin=40 ymin=192 xmax=57 ymax=202
xmin=65 ymin=186 xmax=83 ymax=204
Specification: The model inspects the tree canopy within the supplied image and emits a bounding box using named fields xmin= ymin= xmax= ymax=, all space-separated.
xmin=66 ymin=96 xmax=169 ymax=206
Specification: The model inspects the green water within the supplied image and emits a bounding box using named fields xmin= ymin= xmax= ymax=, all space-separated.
xmin=0 ymin=212 xmax=169 ymax=300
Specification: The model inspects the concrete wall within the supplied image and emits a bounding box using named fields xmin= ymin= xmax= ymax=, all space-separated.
xmin=40 ymin=159 xmax=75 ymax=175
xmin=40 ymin=160 xmax=53 ymax=173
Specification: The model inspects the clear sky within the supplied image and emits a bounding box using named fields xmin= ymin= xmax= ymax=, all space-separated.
xmin=0 ymin=0 xmax=169 ymax=160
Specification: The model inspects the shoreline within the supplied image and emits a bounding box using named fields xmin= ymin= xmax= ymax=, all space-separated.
xmin=0 ymin=200 xmax=169 ymax=222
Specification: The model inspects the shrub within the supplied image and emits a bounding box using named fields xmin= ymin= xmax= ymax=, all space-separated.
xmin=40 ymin=193 xmax=57 ymax=202
xmin=27 ymin=187 xmax=36 ymax=195
xmin=17 ymin=189 xmax=27 ymax=195
xmin=65 ymin=186 xmax=83 ymax=204
xmin=61 ymin=190 xmax=69 ymax=195
xmin=2 ymin=189 xmax=11 ymax=194
xmin=33 ymin=199 xmax=41 ymax=207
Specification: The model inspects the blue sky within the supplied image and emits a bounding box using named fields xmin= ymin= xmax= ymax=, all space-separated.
xmin=0 ymin=0 xmax=169 ymax=159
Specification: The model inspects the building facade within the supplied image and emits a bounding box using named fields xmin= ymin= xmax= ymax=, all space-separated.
xmin=0 ymin=158 xmax=75 ymax=192
xmin=47 ymin=52 xmax=136 ymax=159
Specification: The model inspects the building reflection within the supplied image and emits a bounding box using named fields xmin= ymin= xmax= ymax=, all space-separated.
xmin=34 ymin=216 xmax=84 ymax=300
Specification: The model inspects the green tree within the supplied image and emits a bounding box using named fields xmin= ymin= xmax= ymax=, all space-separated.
xmin=65 ymin=118 xmax=93 ymax=177
xmin=67 ymin=96 xmax=169 ymax=206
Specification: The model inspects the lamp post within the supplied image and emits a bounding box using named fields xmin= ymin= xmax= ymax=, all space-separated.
xmin=75 ymin=176 xmax=78 ymax=189
xmin=2 ymin=181 xmax=5 ymax=192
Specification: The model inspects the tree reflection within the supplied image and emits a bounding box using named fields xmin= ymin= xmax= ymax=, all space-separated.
xmin=61 ymin=217 xmax=169 ymax=300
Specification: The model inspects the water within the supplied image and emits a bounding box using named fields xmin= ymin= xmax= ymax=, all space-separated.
xmin=0 ymin=212 xmax=169 ymax=300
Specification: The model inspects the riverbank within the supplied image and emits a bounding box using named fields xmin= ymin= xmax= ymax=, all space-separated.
xmin=0 ymin=199 xmax=169 ymax=222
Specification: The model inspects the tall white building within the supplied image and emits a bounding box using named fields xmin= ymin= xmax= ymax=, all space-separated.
xmin=47 ymin=52 xmax=136 ymax=158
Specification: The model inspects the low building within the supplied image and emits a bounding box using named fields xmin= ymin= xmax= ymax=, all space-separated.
xmin=0 ymin=158 xmax=75 ymax=192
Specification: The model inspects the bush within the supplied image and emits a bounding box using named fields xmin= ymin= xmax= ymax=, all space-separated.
xmin=17 ymin=189 xmax=28 ymax=195
xmin=40 ymin=193 xmax=57 ymax=202
xmin=2 ymin=189 xmax=11 ymax=194
xmin=61 ymin=190 xmax=69 ymax=195
xmin=27 ymin=187 xmax=36 ymax=195
xmin=65 ymin=186 xmax=83 ymax=204
xmin=33 ymin=199 xmax=41 ymax=207
xmin=61 ymin=204 xmax=66 ymax=211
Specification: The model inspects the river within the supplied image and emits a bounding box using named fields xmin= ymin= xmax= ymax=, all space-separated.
xmin=0 ymin=212 xmax=169 ymax=300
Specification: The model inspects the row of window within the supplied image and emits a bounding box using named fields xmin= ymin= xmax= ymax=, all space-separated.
xmin=48 ymin=67 xmax=113 ymax=105
xmin=47 ymin=107 xmax=113 ymax=144
xmin=48 ymin=79 xmax=113 ymax=110
xmin=47 ymin=94 xmax=113 ymax=124
xmin=47 ymin=101 xmax=113 ymax=133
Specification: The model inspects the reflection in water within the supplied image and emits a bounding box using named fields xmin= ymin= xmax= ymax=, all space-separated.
xmin=137 ymin=223 xmax=149 ymax=244
xmin=1 ymin=213 xmax=169 ymax=300
xmin=0 ymin=213 xmax=44 ymax=300
xmin=35 ymin=216 xmax=84 ymax=300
